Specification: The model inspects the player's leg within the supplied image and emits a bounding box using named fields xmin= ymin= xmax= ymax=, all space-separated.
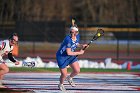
xmin=0 ymin=63 xmax=9 ymax=87
xmin=58 ymin=68 xmax=67 ymax=91
xmin=67 ymin=61 xmax=80 ymax=87
xmin=0 ymin=63 xmax=9 ymax=79
xmin=59 ymin=68 xmax=68 ymax=84
xmin=69 ymin=61 xmax=80 ymax=77
xmin=0 ymin=75 xmax=4 ymax=80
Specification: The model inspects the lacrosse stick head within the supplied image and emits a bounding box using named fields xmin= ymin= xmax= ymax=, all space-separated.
xmin=96 ymin=29 xmax=104 ymax=37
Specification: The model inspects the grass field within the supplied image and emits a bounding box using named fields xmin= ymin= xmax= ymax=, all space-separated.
xmin=9 ymin=67 xmax=140 ymax=73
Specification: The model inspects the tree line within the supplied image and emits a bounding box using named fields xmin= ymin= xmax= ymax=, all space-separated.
xmin=0 ymin=0 xmax=140 ymax=24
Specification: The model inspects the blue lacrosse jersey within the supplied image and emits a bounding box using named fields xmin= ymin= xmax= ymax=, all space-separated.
xmin=56 ymin=34 xmax=80 ymax=68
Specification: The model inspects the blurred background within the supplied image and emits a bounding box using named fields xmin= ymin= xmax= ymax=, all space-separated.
xmin=0 ymin=0 xmax=140 ymax=68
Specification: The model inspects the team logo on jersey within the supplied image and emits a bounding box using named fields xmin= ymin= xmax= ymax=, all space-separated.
xmin=67 ymin=43 xmax=71 ymax=47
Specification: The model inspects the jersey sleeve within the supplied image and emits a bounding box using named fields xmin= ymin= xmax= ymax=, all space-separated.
xmin=0 ymin=41 xmax=6 ymax=50
xmin=8 ymin=52 xmax=17 ymax=62
xmin=76 ymin=34 xmax=80 ymax=43
xmin=65 ymin=36 xmax=72 ymax=48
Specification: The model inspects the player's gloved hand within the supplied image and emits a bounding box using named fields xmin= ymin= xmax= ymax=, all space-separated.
xmin=15 ymin=61 xmax=20 ymax=65
xmin=82 ymin=44 xmax=89 ymax=49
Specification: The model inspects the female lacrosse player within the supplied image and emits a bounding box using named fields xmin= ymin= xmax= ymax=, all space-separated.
xmin=56 ymin=26 xmax=88 ymax=91
xmin=0 ymin=33 xmax=19 ymax=87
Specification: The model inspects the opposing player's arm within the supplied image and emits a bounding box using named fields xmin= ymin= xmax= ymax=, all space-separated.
xmin=8 ymin=52 xmax=17 ymax=63
xmin=66 ymin=48 xmax=84 ymax=56
xmin=8 ymin=52 xmax=19 ymax=65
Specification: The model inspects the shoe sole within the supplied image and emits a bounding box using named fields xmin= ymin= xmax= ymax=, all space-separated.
xmin=58 ymin=85 xmax=66 ymax=91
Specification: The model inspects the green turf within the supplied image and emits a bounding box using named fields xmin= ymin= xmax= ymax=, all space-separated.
xmin=9 ymin=67 xmax=140 ymax=73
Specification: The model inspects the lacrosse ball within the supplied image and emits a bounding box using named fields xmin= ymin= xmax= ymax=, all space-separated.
xmin=97 ymin=33 xmax=101 ymax=36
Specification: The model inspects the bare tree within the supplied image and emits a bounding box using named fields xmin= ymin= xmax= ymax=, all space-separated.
xmin=0 ymin=0 xmax=140 ymax=24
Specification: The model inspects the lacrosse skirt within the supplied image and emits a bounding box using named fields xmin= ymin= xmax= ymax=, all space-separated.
xmin=56 ymin=55 xmax=78 ymax=69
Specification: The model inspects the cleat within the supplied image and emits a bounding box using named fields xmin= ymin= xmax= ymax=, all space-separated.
xmin=0 ymin=85 xmax=7 ymax=88
xmin=0 ymin=81 xmax=7 ymax=88
xmin=66 ymin=76 xmax=76 ymax=87
xmin=58 ymin=84 xmax=66 ymax=92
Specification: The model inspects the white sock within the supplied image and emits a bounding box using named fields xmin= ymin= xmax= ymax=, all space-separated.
xmin=0 ymin=80 xmax=2 ymax=85
xmin=68 ymin=76 xmax=72 ymax=80
xmin=59 ymin=83 xmax=63 ymax=85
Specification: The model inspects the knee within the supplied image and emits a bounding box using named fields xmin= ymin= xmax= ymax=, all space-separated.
xmin=61 ymin=72 xmax=67 ymax=78
xmin=74 ymin=69 xmax=80 ymax=74
xmin=0 ymin=64 xmax=9 ymax=74
xmin=4 ymin=67 xmax=9 ymax=73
